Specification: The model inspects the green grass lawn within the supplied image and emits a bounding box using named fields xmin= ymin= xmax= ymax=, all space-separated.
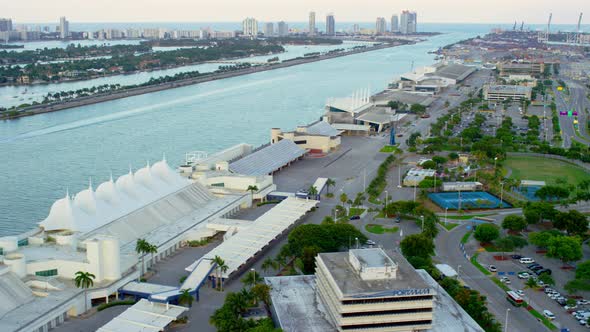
xmin=505 ymin=155 xmax=590 ymax=186
xmin=365 ymin=224 xmax=399 ymax=234
xmin=460 ymin=231 xmax=472 ymax=244
xmin=442 ymin=222 xmax=459 ymax=231
xmin=490 ymin=276 xmax=510 ymax=291
xmin=349 ymin=208 xmax=366 ymax=217
xmin=528 ymin=307 xmax=558 ymax=330
xmin=470 ymin=253 xmax=491 ymax=275
xmin=379 ymin=145 xmax=399 ymax=153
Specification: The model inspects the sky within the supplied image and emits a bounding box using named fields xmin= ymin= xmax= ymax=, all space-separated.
xmin=3 ymin=0 xmax=586 ymax=24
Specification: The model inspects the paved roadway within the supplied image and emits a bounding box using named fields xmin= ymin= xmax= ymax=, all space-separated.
xmin=554 ymin=71 xmax=590 ymax=147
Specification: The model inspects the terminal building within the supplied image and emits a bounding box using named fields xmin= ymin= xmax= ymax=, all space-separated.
xmin=270 ymin=121 xmax=342 ymax=153
xmin=389 ymin=63 xmax=476 ymax=95
xmin=266 ymin=248 xmax=483 ymax=332
xmin=483 ymin=84 xmax=532 ymax=101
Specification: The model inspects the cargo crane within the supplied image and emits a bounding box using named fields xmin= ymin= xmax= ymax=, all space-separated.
xmin=547 ymin=13 xmax=552 ymax=45
xmin=576 ymin=13 xmax=583 ymax=44
xmin=537 ymin=13 xmax=552 ymax=44
xmin=513 ymin=21 xmax=517 ymax=30
xmin=520 ymin=21 xmax=524 ymax=31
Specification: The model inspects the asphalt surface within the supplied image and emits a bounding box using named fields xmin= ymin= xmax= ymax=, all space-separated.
xmin=554 ymin=72 xmax=590 ymax=147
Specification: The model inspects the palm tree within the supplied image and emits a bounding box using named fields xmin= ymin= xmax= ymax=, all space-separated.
xmin=178 ymin=289 xmax=194 ymax=308
xmin=251 ymin=283 xmax=272 ymax=309
xmin=340 ymin=192 xmax=348 ymax=211
xmin=261 ymin=257 xmax=277 ymax=274
xmin=247 ymin=185 xmax=258 ymax=201
xmin=74 ymin=271 xmax=96 ymax=312
xmin=210 ymin=255 xmax=228 ymax=291
xmin=308 ymin=186 xmax=318 ymax=200
xmin=147 ymin=244 xmax=158 ymax=272
xmin=326 ymin=178 xmax=336 ymax=195
xmin=135 ymin=238 xmax=157 ymax=279
xmin=242 ymin=270 xmax=263 ymax=289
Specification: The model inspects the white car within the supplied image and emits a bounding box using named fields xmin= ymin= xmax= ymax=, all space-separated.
xmin=520 ymin=257 xmax=535 ymax=264
xmin=518 ymin=272 xmax=530 ymax=279
xmin=543 ymin=310 xmax=555 ymax=320
xmin=500 ymin=277 xmax=511 ymax=284
xmin=366 ymin=240 xmax=376 ymax=246
xmin=578 ymin=300 xmax=590 ymax=305
xmin=516 ymin=290 xmax=525 ymax=296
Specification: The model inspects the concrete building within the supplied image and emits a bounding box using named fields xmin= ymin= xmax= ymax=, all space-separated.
xmin=326 ymin=13 xmax=335 ymax=36
xmin=400 ymin=11 xmax=417 ymax=34
xmin=242 ymin=17 xmax=258 ymax=37
xmin=403 ymin=168 xmax=436 ymax=187
xmin=264 ymin=22 xmax=274 ymax=36
xmin=352 ymin=24 xmax=360 ymax=34
xmin=442 ymin=181 xmax=483 ymax=192
xmin=498 ymin=61 xmax=545 ymax=77
xmin=309 ymin=12 xmax=316 ymax=35
xmin=0 ymin=18 xmax=12 ymax=32
xmin=391 ymin=15 xmax=399 ymax=33
xmin=270 ymin=121 xmax=342 ymax=153
xmin=277 ymin=21 xmax=288 ymax=37
xmin=483 ymin=84 xmax=532 ymax=101
xmin=391 ymin=63 xmax=476 ymax=95
xmin=59 ymin=16 xmax=69 ymax=39
xmin=375 ymin=17 xmax=387 ymax=35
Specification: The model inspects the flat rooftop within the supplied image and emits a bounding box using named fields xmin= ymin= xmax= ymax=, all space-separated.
xmin=349 ymin=248 xmax=395 ymax=268
xmin=266 ymin=271 xmax=484 ymax=332
xmin=318 ymin=250 xmax=430 ymax=297
xmin=485 ymin=84 xmax=532 ymax=94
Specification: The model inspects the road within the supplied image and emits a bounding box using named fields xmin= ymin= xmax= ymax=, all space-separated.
xmin=554 ymin=71 xmax=590 ymax=147
xmin=436 ymin=223 xmax=548 ymax=332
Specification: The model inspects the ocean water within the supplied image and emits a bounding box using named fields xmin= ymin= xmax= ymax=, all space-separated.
xmin=0 ymin=24 xmax=490 ymax=236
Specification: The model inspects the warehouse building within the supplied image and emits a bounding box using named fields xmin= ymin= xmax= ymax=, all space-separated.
xmin=483 ymin=84 xmax=532 ymax=101
xmin=403 ymin=168 xmax=436 ymax=187
xmin=270 ymin=121 xmax=342 ymax=153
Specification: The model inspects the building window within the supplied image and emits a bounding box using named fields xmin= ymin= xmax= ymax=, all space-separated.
xmin=211 ymin=183 xmax=225 ymax=187
xmin=35 ymin=269 xmax=58 ymax=277
xmin=294 ymin=140 xmax=307 ymax=145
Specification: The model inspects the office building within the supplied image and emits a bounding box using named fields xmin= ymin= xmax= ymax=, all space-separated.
xmin=277 ymin=21 xmax=288 ymax=37
xmin=59 ymin=16 xmax=69 ymax=39
xmin=483 ymin=84 xmax=533 ymax=101
xmin=326 ymin=13 xmax=335 ymax=36
xmin=309 ymin=12 xmax=316 ymax=35
xmin=391 ymin=15 xmax=399 ymax=33
xmin=400 ymin=10 xmax=417 ymax=34
xmin=375 ymin=17 xmax=387 ymax=35
xmin=352 ymin=24 xmax=360 ymax=34
xmin=242 ymin=17 xmax=258 ymax=37
xmin=0 ymin=18 xmax=12 ymax=32
xmin=264 ymin=22 xmax=274 ymax=36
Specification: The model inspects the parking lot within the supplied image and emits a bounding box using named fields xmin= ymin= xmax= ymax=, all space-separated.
xmin=478 ymin=248 xmax=590 ymax=331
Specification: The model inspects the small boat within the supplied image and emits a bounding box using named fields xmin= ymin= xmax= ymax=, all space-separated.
xmin=21 ymin=88 xmax=27 ymax=94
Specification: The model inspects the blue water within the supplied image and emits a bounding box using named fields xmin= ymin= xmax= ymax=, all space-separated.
xmin=0 ymin=25 xmax=487 ymax=236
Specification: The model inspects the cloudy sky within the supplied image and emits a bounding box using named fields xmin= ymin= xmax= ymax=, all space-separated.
xmin=5 ymin=0 xmax=586 ymax=24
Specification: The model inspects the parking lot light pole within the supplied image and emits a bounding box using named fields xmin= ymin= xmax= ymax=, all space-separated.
xmin=421 ymin=215 xmax=425 ymax=231
xmin=504 ymin=308 xmax=511 ymax=332
xmin=384 ymin=190 xmax=388 ymax=209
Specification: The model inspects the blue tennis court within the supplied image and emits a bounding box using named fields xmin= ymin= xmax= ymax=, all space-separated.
xmin=428 ymin=191 xmax=511 ymax=210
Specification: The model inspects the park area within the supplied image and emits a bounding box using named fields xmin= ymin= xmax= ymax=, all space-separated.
xmin=504 ymin=155 xmax=590 ymax=186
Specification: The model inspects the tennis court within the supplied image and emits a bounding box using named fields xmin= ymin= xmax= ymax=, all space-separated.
xmin=517 ymin=185 xmax=543 ymax=201
xmin=428 ymin=191 xmax=511 ymax=210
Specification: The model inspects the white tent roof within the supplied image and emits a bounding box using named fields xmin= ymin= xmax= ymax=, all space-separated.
xmin=186 ymin=197 xmax=318 ymax=278
xmin=97 ymin=299 xmax=187 ymax=332
xmin=39 ymin=158 xmax=190 ymax=233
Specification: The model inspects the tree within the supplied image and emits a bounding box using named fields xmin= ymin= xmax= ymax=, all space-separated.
xmin=247 ymin=185 xmax=258 ymax=201
xmin=494 ymin=237 xmax=515 ymax=257
xmin=308 ymin=185 xmax=318 ymax=199
xmin=251 ymin=283 xmax=272 ymax=309
xmin=432 ymin=156 xmax=447 ymax=165
xmin=529 ymin=230 xmax=560 ymax=248
xmin=74 ymin=271 xmax=96 ymax=312
xmin=135 ymin=238 xmax=157 ymax=278
xmin=523 ymin=202 xmax=557 ymax=224
xmin=242 ymin=270 xmax=263 ymax=289
xmin=448 ymin=152 xmax=459 ymax=161
xmin=501 ymin=215 xmax=527 ymax=232
xmin=421 ymin=160 xmax=437 ymax=169
xmin=301 ymin=245 xmax=321 ymax=274
xmin=538 ymin=272 xmax=555 ymax=286
xmin=547 ymin=236 xmax=583 ymax=263
xmin=339 ymin=192 xmax=348 ymax=208
xmin=525 ymin=277 xmax=538 ymax=289
xmin=211 ymin=255 xmax=229 ymax=291
xmin=400 ymin=234 xmax=435 ymax=259
xmin=178 ymin=289 xmax=194 ymax=307
xmin=261 ymin=257 xmax=277 ymax=273
xmin=575 ymin=261 xmax=590 ymax=280
xmin=553 ymin=210 xmax=589 ymax=236
xmin=326 ymin=178 xmax=336 ymax=195
xmin=473 ymin=224 xmax=500 ymax=243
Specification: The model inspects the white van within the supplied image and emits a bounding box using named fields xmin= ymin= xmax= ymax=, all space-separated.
xmin=543 ymin=310 xmax=555 ymax=320
xmin=520 ymin=257 xmax=535 ymax=264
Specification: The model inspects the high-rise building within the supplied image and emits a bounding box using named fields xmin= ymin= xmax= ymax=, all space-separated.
xmin=391 ymin=14 xmax=399 ymax=33
xmin=325 ymin=13 xmax=335 ymax=36
xmin=277 ymin=21 xmax=288 ymax=37
xmin=264 ymin=22 xmax=274 ymax=36
xmin=0 ymin=18 xmax=13 ymax=32
xmin=242 ymin=17 xmax=258 ymax=37
xmin=59 ymin=16 xmax=69 ymax=39
xmin=308 ymin=12 xmax=316 ymax=35
xmin=400 ymin=10 xmax=417 ymax=34
xmin=352 ymin=24 xmax=360 ymax=35
xmin=375 ymin=17 xmax=387 ymax=35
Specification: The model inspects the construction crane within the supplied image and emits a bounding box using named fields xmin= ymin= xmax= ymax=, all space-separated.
xmin=546 ymin=13 xmax=552 ymax=46
xmin=520 ymin=21 xmax=524 ymax=31
xmin=578 ymin=13 xmax=583 ymax=32
xmin=513 ymin=21 xmax=517 ymax=30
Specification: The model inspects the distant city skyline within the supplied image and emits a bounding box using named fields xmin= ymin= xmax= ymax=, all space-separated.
xmin=5 ymin=0 xmax=586 ymax=25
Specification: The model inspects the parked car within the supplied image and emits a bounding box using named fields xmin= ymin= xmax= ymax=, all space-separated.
xmin=536 ymin=268 xmax=552 ymax=276
xmin=516 ymin=290 xmax=525 ymax=296
xmin=488 ymin=265 xmax=497 ymax=272
xmin=349 ymin=215 xmax=360 ymax=220
xmin=520 ymin=257 xmax=535 ymax=264
xmin=543 ymin=310 xmax=556 ymax=320
xmin=518 ymin=272 xmax=530 ymax=279
xmin=366 ymin=240 xmax=376 ymax=246
xmin=511 ymin=254 xmax=523 ymax=259
xmin=578 ymin=300 xmax=590 ymax=306
xmin=500 ymin=277 xmax=511 ymax=284
xmin=531 ymin=265 xmax=545 ymax=272
xmin=528 ymin=263 xmax=542 ymax=270
xmin=566 ymin=305 xmax=578 ymax=310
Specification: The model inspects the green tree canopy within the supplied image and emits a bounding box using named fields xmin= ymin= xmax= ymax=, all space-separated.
xmin=547 ymin=236 xmax=583 ymax=263
xmin=400 ymin=234 xmax=435 ymax=259
xmin=501 ymin=215 xmax=527 ymax=232
xmin=523 ymin=202 xmax=558 ymax=224
xmin=473 ymin=223 xmax=500 ymax=243
xmin=553 ymin=210 xmax=589 ymax=236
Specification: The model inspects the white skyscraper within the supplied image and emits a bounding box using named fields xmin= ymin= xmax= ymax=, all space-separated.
xmin=326 ymin=13 xmax=335 ymax=36
xmin=400 ymin=11 xmax=417 ymax=34
xmin=242 ymin=17 xmax=258 ymax=37
xmin=264 ymin=22 xmax=274 ymax=36
xmin=308 ymin=12 xmax=316 ymax=35
xmin=375 ymin=17 xmax=387 ymax=35
xmin=59 ymin=16 xmax=69 ymax=39
xmin=391 ymin=15 xmax=399 ymax=33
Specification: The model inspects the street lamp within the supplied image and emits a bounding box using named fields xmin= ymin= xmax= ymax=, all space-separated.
xmin=457 ymin=264 xmax=462 ymax=278
xmin=251 ymin=268 xmax=257 ymax=285
xmin=500 ymin=182 xmax=504 ymax=207
xmin=494 ymin=157 xmax=498 ymax=170
xmin=355 ymin=237 xmax=359 ymax=249
xmin=504 ymin=308 xmax=511 ymax=332
xmin=397 ymin=164 xmax=402 ymax=188
xmin=421 ymin=215 xmax=425 ymax=231
xmin=385 ymin=190 xmax=388 ymax=209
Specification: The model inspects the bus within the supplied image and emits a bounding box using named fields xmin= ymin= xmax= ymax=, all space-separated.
xmin=506 ymin=291 xmax=524 ymax=307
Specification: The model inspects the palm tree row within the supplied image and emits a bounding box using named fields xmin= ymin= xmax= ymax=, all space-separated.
xmin=135 ymin=238 xmax=158 ymax=279
xmin=211 ymin=255 xmax=229 ymax=291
